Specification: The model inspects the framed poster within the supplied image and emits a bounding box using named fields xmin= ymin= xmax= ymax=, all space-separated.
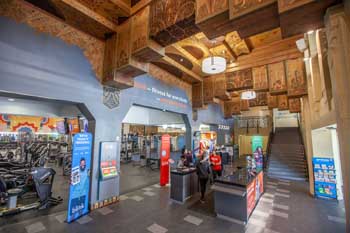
xmin=286 ymin=58 xmax=307 ymax=97
xmin=160 ymin=135 xmax=170 ymax=186
xmin=253 ymin=65 xmax=269 ymax=91
xmin=268 ymin=62 xmax=287 ymax=95
xmin=67 ymin=133 xmax=93 ymax=223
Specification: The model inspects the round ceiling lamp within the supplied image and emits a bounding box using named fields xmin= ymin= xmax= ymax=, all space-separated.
xmin=241 ymin=90 xmax=256 ymax=100
xmin=202 ymin=56 xmax=226 ymax=74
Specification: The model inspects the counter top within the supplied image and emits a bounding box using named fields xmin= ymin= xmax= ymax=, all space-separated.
xmin=215 ymin=168 xmax=263 ymax=187
xmin=171 ymin=167 xmax=196 ymax=175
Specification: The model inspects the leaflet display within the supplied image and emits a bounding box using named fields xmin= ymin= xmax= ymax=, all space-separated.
xmin=313 ymin=157 xmax=337 ymax=199
xmin=100 ymin=142 xmax=118 ymax=180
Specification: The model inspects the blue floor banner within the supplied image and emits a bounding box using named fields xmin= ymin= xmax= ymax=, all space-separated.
xmin=67 ymin=133 xmax=93 ymax=223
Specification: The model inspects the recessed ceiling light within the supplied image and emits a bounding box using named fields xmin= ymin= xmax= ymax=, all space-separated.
xmin=8 ymin=98 xmax=15 ymax=102
xmin=180 ymin=58 xmax=184 ymax=62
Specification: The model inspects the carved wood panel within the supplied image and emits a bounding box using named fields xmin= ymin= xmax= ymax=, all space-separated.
xmin=277 ymin=94 xmax=289 ymax=110
xmin=0 ymin=0 xmax=105 ymax=80
xmin=130 ymin=6 xmax=164 ymax=62
xmin=278 ymin=0 xmax=314 ymax=13
xmin=214 ymin=74 xmax=231 ymax=100
xmin=150 ymin=0 xmax=200 ymax=46
xmin=203 ymin=77 xmax=215 ymax=104
xmin=225 ymin=31 xmax=250 ymax=56
xmin=286 ymin=58 xmax=307 ymax=97
xmin=253 ymin=65 xmax=269 ymax=91
xmin=240 ymin=99 xmax=250 ymax=111
xmin=268 ymin=61 xmax=287 ymax=95
xmin=249 ymin=92 xmax=268 ymax=107
xmin=289 ymin=98 xmax=301 ymax=113
xmin=229 ymin=0 xmax=276 ymax=20
xmin=224 ymin=98 xmax=241 ymax=118
xmin=192 ymin=82 xmax=204 ymax=109
xmin=226 ymin=69 xmax=253 ymax=91
xmin=196 ymin=0 xmax=229 ymax=24
xmin=267 ymin=93 xmax=278 ymax=109
xmin=117 ymin=20 xmax=131 ymax=68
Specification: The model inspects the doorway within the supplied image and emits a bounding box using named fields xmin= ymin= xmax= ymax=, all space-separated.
xmin=119 ymin=105 xmax=188 ymax=194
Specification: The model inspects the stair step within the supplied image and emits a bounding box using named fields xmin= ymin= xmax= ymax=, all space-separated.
xmin=267 ymin=174 xmax=307 ymax=181
xmin=268 ymin=163 xmax=307 ymax=169
xmin=268 ymin=167 xmax=307 ymax=172
xmin=267 ymin=170 xmax=307 ymax=177
xmin=269 ymin=160 xmax=306 ymax=165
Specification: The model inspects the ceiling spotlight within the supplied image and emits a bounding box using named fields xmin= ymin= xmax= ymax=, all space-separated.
xmin=202 ymin=56 xmax=227 ymax=74
xmin=180 ymin=58 xmax=184 ymax=62
xmin=8 ymin=98 xmax=15 ymax=102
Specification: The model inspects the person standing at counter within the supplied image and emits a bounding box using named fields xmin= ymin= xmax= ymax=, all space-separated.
xmin=196 ymin=154 xmax=211 ymax=203
xmin=210 ymin=149 xmax=222 ymax=179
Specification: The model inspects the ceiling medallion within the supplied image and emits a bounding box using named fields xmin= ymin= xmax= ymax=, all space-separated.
xmin=202 ymin=56 xmax=226 ymax=74
xmin=241 ymin=90 xmax=256 ymax=100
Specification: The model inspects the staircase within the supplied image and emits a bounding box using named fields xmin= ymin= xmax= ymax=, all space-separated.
xmin=267 ymin=127 xmax=308 ymax=181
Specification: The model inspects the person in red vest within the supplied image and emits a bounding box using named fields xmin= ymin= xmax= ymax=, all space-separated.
xmin=210 ymin=148 xmax=222 ymax=180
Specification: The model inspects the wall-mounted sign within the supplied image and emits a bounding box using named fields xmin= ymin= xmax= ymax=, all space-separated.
xmin=100 ymin=142 xmax=118 ymax=180
xmin=160 ymin=135 xmax=170 ymax=186
xmin=313 ymin=157 xmax=337 ymax=200
xmin=67 ymin=133 xmax=92 ymax=223
xmin=218 ymin=125 xmax=230 ymax=130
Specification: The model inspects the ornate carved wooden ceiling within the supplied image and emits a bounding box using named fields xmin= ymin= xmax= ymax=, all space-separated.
xmin=0 ymin=0 xmax=341 ymax=117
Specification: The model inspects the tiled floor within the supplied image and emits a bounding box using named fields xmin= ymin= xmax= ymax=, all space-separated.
xmin=0 ymin=177 xmax=346 ymax=233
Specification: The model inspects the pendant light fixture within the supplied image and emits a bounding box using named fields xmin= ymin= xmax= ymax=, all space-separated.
xmin=241 ymin=90 xmax=256 ymax=100
xmin=201 ymin=56 xmax=226 ymax=74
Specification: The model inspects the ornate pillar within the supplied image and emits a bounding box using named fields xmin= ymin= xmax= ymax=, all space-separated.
xmin=325 ymin=5 xmax=350 ymax=230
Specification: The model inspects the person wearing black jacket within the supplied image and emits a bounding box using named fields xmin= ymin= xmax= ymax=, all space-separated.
xmin=196 ymin=154 xmax=210 ymax=203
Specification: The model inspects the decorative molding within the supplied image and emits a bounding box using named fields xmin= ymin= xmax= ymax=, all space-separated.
xmin=278 ymin=0 xmax=314 ymax=13
xmin=103 ymin=86 xmax=120 ymax=109
xmin=229 ymin=0 xmax=276 ymax=20
xmin=0 ymin=0 xmax=105 ymax=80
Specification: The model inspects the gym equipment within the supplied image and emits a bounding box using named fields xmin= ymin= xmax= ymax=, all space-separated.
xmin=0 ymin=167 xmax=62 ymax=216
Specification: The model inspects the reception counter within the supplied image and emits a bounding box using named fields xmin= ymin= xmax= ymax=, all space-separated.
xmin=212 ymin=169 xmax=264 ymax=225
xmin=170 ymin=168 xmax=198 ymax=204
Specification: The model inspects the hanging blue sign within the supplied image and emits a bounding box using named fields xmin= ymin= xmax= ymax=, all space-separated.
xmin=67 ymin=133 xmax=93 ymax=223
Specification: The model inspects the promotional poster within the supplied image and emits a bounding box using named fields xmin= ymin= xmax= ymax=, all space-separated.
xmin=313 ymin=157 xmax=337 ymax=199
xmin=67 ymin=133 xmax=92 ymax=223
xmin=100 ymin=142 xmax=118 ymax=180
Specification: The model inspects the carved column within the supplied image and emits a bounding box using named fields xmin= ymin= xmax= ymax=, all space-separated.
xmin=325 ymin=5 xmax=350 ymax=230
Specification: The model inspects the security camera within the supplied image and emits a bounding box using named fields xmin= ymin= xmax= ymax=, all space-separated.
xmin=296 ymin=38 xmax=307 ymax=52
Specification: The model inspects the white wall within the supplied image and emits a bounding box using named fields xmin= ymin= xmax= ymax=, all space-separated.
xmin=274 ymin=109 xmax=299 ymax=128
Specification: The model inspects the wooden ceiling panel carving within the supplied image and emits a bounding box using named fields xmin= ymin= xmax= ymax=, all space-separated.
xmin=249 ymin=92 xmax=268 ymax=107
xmin=278 ymin=0 xmax=314 ymax=13
xmin=152 ymin=61 xmax=183 ymax=79
xmin=224 ymin=98 xmax=241 ymax=118
xmin=0 ymin=0 xmax=105 ymax=80
xmin=240 ymin=99 xmax=250 ymax=111
xmin=196 ymin=0 xmax=229 ymax=24
xmin=192 ymin=82 xmax=204 ymax=109
xmin=229 ymin=0 xmax=276 ymax=20
xmin=203 ymin=77 xmax=215 ymax=104
xmin=286 ymin=58 xmax=307 ymax=97
xmin=252 ymin=65 xmax=269 ymax=92
xmin=213 ymin=74 xmax=231 ymax=100
xmin=277 ymin=94 xmax=289 ymax=110
xmin=268 ymin=61 xmax=287 ymax=95
xmin=267 ymin=93 xmax=278 ymax=109
xmin=225 ymin=31 xmax=250 ymax=56
xmin=226 ymin=69 xmax=253 ymax=91
xmin=149 ymin=0 xmax=200 ymax=46
xmin=247 ymin=28 xmax=282 ymax=49
xmin=289 ymin=98 xmax=301 ymax=113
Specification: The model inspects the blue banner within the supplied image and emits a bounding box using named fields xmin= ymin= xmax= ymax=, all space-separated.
xmin=313 ymin=157 xmax=337 ymax=199
xmin=67 ymin=133 xmax=93 ymax=223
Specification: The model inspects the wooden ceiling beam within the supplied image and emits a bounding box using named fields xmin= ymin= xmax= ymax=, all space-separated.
xmin=222 ymin=40 xmax=238 ymax=60
xmin=60 ymin=0 xmax=119 ymax=31
xmin=163 ymin=55 xmax=203 ymax=82
xmin=131 ymin=0 xmax=151 ymax=15
xmin=110 ymin=0 xmax=131 ymax=16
